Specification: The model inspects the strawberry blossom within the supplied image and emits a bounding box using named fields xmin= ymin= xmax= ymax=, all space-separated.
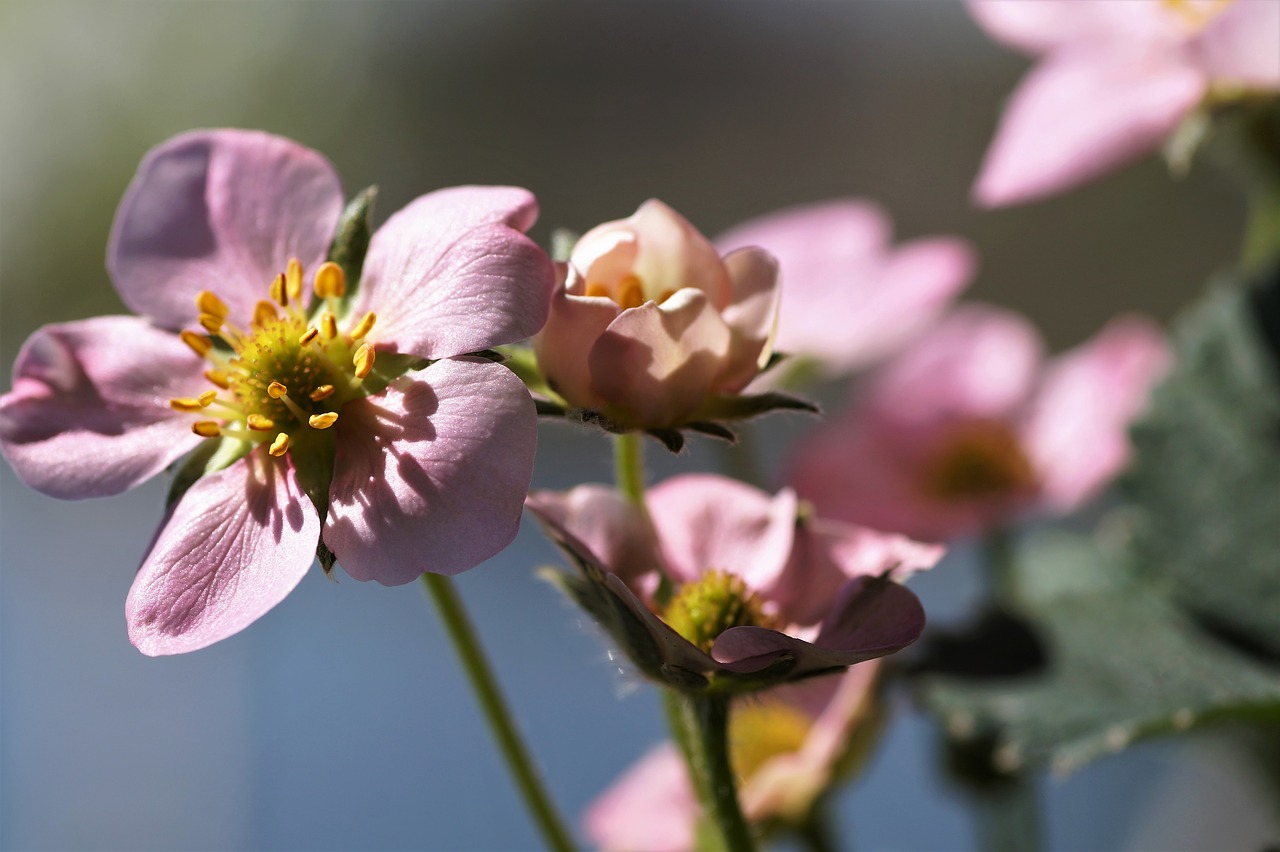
xmin=0 ymin=130 xmax=555 ymax=654
xmin=970 ymin=0 xmax=1280 ymax=206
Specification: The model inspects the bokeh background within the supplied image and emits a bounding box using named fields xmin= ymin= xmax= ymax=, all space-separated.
xmin=1 ymin=2 xmax=1272 ymax=849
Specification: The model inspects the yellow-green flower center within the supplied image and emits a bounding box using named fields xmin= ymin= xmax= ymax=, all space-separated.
xmin=921 ymin=420 xmax=1037 ymax=502
xmin=662 ymin=570 xmax=775 ymax=654
xmin=728 ymin=700 xmax=813 ymax=782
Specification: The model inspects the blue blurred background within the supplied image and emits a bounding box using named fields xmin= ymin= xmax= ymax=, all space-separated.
xmin=1 ymin=2 xmax=1273 ymax=849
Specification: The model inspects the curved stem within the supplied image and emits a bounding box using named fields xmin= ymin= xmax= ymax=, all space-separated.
xmin=665 ymin=692 xmax=757 ymax=852
xmin=422 ymin=573 xmax=575 ymax=852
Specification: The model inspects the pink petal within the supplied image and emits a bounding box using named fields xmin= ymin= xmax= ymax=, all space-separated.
xmin=350 ymin=186 xmax=555 ymax=360
xmin=588 ymin=290 xmax=732 ymax=427
xmin=524 ymin=485 xmax=665 ymax=591
xmin=582 ymin=744 xmax=696 ymax=852
xmin=108 ymin=129 xmax=344 ymax=330
xmin=1191 ymin=0 xmax=1280 ymax=89
xmin=717 ymin=247 xmax=781 ymax=392
xmin=1023 ymin=314 xmax=1170 ymax=512
xmin=126 ymin=453 xmax=319 ymax=656
xmin=0 ymin=316 xmax=207 ymax=499
xmin=324 ymin=358 xmax=536 ymax=585
xmin=531 ymin=277 xmax=619 ymax=411
xmin=646 ymin=474 xmax=797 ymax=591
xmin=967 ymin=1 xmax=1179 ymax=55
xmin=717 ymin=199 xmax=890 ymax=270
xmin=973 ymin=48 xmax=1206 ymax=207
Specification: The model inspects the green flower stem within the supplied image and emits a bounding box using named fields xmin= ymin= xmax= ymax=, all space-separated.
xmin=794 ymin=799 xmax=841 ymax=852
xmin=421 ymin=573 xmax=574 ymax=852
xmin=613 ymin=431 xmax=648 ymax=507
xmin=664 ymin=691 xmax=758 ymax=852
xmin=1242 ymin=186 xmax=1280 ymax=274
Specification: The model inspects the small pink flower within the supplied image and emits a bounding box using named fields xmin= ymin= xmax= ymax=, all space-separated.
xmin=787 ymin=306 xmax=1170 ymax=541
xmin=526 ymin=474 xmax=942 ymax=692
xmin=970 ymin=0 xmax=1280 ymax=206
xmin=533 ymin=200 xmax=781 ymax=429
xmin=716 ymin=199 xmax=975 ymax=376
xmin=0 ymin=129 xmax=555 ymax=655
xmin=584 ymin=664 xmax=882 ymax=851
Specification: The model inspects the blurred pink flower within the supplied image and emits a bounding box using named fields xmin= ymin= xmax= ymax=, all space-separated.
xmin=526 ymin=474 xmax=942 ymax=692
xmin=584 ymin=664 xmax=882 ymax=851
xmin=0 ymin=129 xmax=555 ymax=655
xmin=970 ymin=0 xmax=1280 ymax=206
xmin=533 ymin=200 xmax=780 ymax=428
xmin=716 ymin=199 xmax=975 ymax=376
xmin=787 ymin=306 xmax=1170 ymax=541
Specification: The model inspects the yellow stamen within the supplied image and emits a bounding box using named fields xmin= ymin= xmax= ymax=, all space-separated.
xmin=253 ymin=300 xmax=279 ymax=327
xmin=617 ymin=274 xmax=645 ymax=310
xmin=246 ymin=414 xmax=275 ymax=431
xmin=308 ymin=412 xmax=339 ymax=429
xmin=196 ymin=290 xmax=230 ymax=320
xmin=180 ymin=330 xmax=212 ymax=357
xmin=310 ymin=384 xmax=336 ymax=401
xmin=267 ymin=381 xmax=288 ymax=399
xmin=320 ymin=311 xmax=338 ymax=339
xmin=170 ymin=396 xmax=210 ymax=413
xmin=353 ymin=343 xmax=376 ymax=379
xmin=269 ymin=432 xmax=290 ymax=457
xmin=204 ymin=368 xmax=232 ymax=389
xmin=299 ymin=326 xmax=320 ymax=346
xmin=286 ymin=259 xmax=304 ymax=302
xmin=584 ymin=282 xmax=610 ymax=299
xmin=269 ymin=273 xmax=288 ymax=307
xmin=197 ymin=390 xmax=218 ymax=406
xmin=313 ymin=262 xmax=346 ymax=299
xmin=192 ymin=421 xmax=222 ymax=438
xmin=349 ymin=311 xmax=377 ymax=341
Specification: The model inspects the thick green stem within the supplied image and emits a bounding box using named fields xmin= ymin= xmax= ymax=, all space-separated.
xmin=421 ymin=573 xmax=574 ymax=852
xmin=665 ymin=692 xmax=757 ymax=852
xmin=613 ymin=431 xmax=648 ymax=507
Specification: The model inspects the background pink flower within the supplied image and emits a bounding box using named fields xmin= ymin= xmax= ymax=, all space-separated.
xmin=969 ymin=0 xmax=1280 ymax=206
xmin=716 ymin=199 xmax=975 ymax=377
xmin=0 ymin=129 xmax=554 ymax=654
xmin=787 ymin=305 xmax=1170 ymax=541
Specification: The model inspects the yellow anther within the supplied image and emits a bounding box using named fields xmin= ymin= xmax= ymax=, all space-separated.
xmin=197 ymin=390 xmax=218 ymax=406
xmin=269 ymin=273 xmax=288 ymax=307
xmin=253 ymin=300 xmax=279 ymax=327
xmin=584 ymin=282 xmax=610 ymax=299
xmin=349 ymin=311 xmax=377 ymax=341
xmin=617 ymin=274 xmax=645 ymax=310
xmin=267 ymin=382 xmax=288 ymax=399
xmin=180 ymin=330 xmax=212 ymax=357
xmin=286 ymin=258 xmax=304 ymax=302
xmin=196 ymin=290 xmax=230 ymax=320
xmin=353 ymin=343 xmax=376 ymax=379
xmin=310 ymin=384 xmax=336 ymax=401
xmin=204 ymin=368 xmax=232 ymax=389
xmin=308 ymin=412 xmax=339 ymax=430
xmin=192 ymin=421 xmax=222 ymax=438
xmin=313 ymin=262 xmax=346 ymax=299
xmin=198 ymin=312 xmax=225 ymax=333
xmin=170 ymin=396 xmax=209 ymax=412
xmin=299 ymin=326 xmax=320 ymax=346
xmin=246 ymin=414 xmax=276 ymax=431
xmin=268 ymin=432 xmax=290 ymax=457
xmin=320 ymin=311 xmax=338 ymax=339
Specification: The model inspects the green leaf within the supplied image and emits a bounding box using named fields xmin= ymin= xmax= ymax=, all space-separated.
xmin=921 ymin=532 xmax=1280 ymax=777
xmin=1124 ymin=273 xmax=1280 ymax=655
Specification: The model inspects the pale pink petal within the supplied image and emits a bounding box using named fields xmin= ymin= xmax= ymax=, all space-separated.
xmin=716 ymin=247 xmax=781 ymax=392
xmin=324 ymin=359 xmax=536 ymax=585
xmin=588 ymin=289 xmax=732 ymax=427
xmin=1023 ymin=315 xmax=1170 ymax=512
xmin=350 ymin=186 xmax=555 ymax=360
xmin=1192 ymin=0 xmax=1280 ymax=89
xmin=126 ymin=453 xmax=319 ymax=656
xmin=0 ymin=317 xmax=207 ymax=499
xmin=531 ymin=279 xmax=619 ymax=411
xmin=583 ymin=744 xmax=697 ymax=852
xmin=647 ymin=474 xmax=797 ymax=591
xmin=973 ymin=48 xmax=1206 ymax=207
xmin=717 ymin=200 xmax=890 ymax=271
xmin=524 ymin=485 xmax=665 ymax=590
xmin=624 ymin=199 xmax=733 ymax=310
xmin=967 ymin=0 xmax=1179 ymax=55
xmin=108 ymin=129 xmax=344 ymax=330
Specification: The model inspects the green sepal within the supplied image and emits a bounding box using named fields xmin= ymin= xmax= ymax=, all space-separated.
xmin=325 ymin=186 xmax=377 ymax=311
xmin=690 ymin=391 xmax=819 ymax=423
xmin=496 ymin=344 xmax=560 ymax=401
xmin=287 ymin=428 xmax=338 ymax=575
xmin=165 ymin=437 xmax=252 ymax=510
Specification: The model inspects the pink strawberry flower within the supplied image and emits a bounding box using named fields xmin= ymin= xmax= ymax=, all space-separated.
xmin=533 ymin=200 xmax=781 ymax=429
xmin=526 ymin=474 xmax=942 ymax=693
xmin=970 ymin=0 xmax=1280 ymax=206
xmin=584 ymin=663 xmax=882 ymax=851
xmin=716 ymin=199 xmax=975 ymax=377
xmin=0 ymin=129 xmax=555 ymax=655
xmin=787 ymin=306 xmax=1170 ymax=541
